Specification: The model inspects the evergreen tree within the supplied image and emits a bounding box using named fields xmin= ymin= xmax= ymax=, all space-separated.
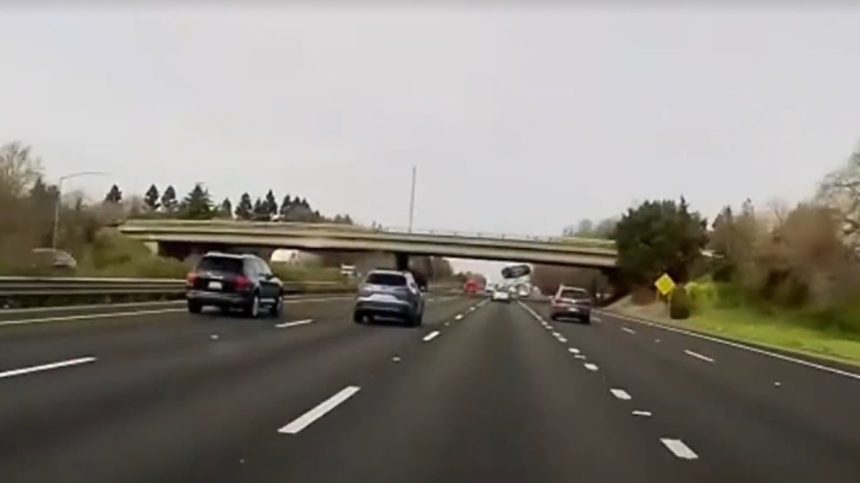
xmin=144 ymin=184 xmax=160 ymax=211
xmin=104 ymin=184 xmax=122 ymax=203
xmin=235 ymin=193 xmax=253 ymax=220
xmin=264 ymin=189 xmax=278 ymax=216
xmin=219 ymin=198 xmax=233 ymax=218
xmin=161 ymin=185 xmax=178 ymax=214
xmin=179 ymin=184 xmax=214 ymax=220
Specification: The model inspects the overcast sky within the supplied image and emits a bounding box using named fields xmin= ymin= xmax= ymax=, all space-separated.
xmin=2 ymin=5 xmax=859 ymax=242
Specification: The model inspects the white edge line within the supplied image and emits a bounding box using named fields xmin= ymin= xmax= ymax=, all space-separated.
xmin=621 ymin=327 xmax=636 ymax=334
xmin=423 ymin=330 xmax=441 ymax=342
xmin=0 ymin=356 xmax=97 ymax=379
xmin=275 ymin=319 xmax=314 ymax=329
xmin=610 ymin=389 xmax=632 ymax=400
xmin=278 ymin=386 xmax=361 ymax=434
xmin=660 ymin=438 xmax=698 ymax=460
xmin=598 ymin=310 xmax=860 ymax=381
xmin=684 ymin=349 xmax=715 ymax=363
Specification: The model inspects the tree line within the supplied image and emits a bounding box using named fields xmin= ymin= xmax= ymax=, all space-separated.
xmin=105 ymin=183 xmax=354 ymax=224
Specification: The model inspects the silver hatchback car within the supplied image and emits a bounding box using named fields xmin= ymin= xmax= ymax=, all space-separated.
xmin=353 ymin=270 xmax=425 ymax=326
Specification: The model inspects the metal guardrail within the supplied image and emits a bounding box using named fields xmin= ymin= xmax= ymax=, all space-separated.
xmin=0 ymin=277 xmax=353 ymax=306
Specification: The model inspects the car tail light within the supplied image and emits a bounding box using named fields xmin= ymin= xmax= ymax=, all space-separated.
xmin=235 ymin=276 xmax=252 ymax=292
xmin=186 ymin=272 xmax=199 ymax=287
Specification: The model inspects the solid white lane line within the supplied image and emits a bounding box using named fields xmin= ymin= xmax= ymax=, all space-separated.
xmin=423 ymin=331 xmax=441 ymax=342
xmin=0 ymin=308 xmax=184 ymax=327
xmin=584 ymin=363 xmax=599 ymax=371
xmin=632 ymin=410 xmax=652 ymax=417
xmin=602 ymin=310 xmax=860 ymax=381
xmin=684 ymin=349 xmax=715 ymax=363
xmin=0 ymin=357 xmax=97 ymax=379
xmin=610 ymin=389 xmax=632 ymax=400
xmin=660 ymin=438 xmax=698 ymax=460
xmin=275 ymin=319 xmax=314 ymax=329
xmin=454 ymin=314 xmax=464 ymax=321
xmin=621 ymin=327 xmax=636 ymax=335
xmin=278 ymin=386 xmax=361 ymax=434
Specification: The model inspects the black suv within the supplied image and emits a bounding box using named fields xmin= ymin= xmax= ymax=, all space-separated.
xmin=186 ymin=253 xmax=284 ymax=317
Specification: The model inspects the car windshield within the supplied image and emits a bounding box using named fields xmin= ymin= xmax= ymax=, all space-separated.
xmin=365 ymin=273 xmax=406 ymax=286
xmin=197 ymin=257 xmax=244 ymax=274
xmin=560 ymin=289 xmax=589 ymax=300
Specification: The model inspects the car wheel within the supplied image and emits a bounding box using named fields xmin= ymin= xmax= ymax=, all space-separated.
xmin=353 ymin=311 xmax=364 ymax=324
xmin=269 ymin=297 xmax=283 ymax=318
xmin=549 ymin=314 xmax=557 ymax=321
xmin=582 ymin=316 xmax=591 ymax=324
xmin=187 ymin=300 xmax=202 ymax=314
xmin=245 ymin=293 xmax=260 ymax=318
xmin=219 ymin=305 xmax=231 ymax=315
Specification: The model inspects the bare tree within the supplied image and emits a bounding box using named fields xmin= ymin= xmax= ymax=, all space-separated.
xmin=818 ymin=144 xmax=860 ymax=250
xmin=0 ymin=142 xmax=43 ymax=197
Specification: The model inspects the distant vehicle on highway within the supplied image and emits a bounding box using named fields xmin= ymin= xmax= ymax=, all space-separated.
xmin=491 ymin=288 xmax=511 ymax=303
xmin=354 ymin=269 xmax=425 ymax=326
xmin=550 ymin=285 xmax=593 ymax=323
xmin=185 ymin=252 xmax=284 ymax=317
xmin=29 ymin=248 xmax=77 ymax=273
xmin=463 ymin=279 xmax=484 ymax=296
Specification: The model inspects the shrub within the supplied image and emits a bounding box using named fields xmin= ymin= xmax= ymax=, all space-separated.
xmin=669 ymin=288 xmax=692 ymax=320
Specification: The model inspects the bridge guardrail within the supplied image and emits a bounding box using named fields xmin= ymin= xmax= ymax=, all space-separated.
xmin=0 ymin=277 xmax=354 ymax=308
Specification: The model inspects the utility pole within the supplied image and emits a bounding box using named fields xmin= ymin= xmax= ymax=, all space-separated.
xmin=408 ymin=165 xmax=417 ymax=233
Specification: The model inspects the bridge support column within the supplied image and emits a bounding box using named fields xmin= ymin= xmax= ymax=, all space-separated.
xmin=395 ymin=252 xmax=410 ymax=271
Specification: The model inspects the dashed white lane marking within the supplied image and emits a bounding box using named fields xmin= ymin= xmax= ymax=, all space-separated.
xmin=621 ymin=327 xmax=636 ymax=335
xmin=469 ymin=307 xmax=476 ymax=312
xmin=423 ymin=331 xmax=441 ymax=342
xmin=575 ymin=354 xmax=587 ymax=359
xmin=444 ymin=322 xmax=450 ymax=327
xmin=584 ymin=363 xmax=599 ymax=371
xmin=684 ymin=349 xmax=715 ymax=363
xmin=392 ymin=356 xmax=401 ymax=363
xmin=602 ymin=310 xmax=860 ymax=381
xmin=592 ymin=317 xmax=602 ymax=323
xmin=0 ymin=356 xmax=97 ymax=379
xmin=275 ymin=319 xmax=314 ymax=329
xmin=660 ymin=438 xmax=698 ymax=460
xmin=632 ymin=410 xmax=652 ymax=417
xmin=610 ymin=389 xmax=632 ymax=400
xmin=278 ymin=386 xmax=361 ymax=434
xmin=568 ymin=348 xmax=580 ymax=354
xmin=557 ymin=337 xmax=568 ymax=343
xmin=454 ymin=314 xmax=464 ymax=321
xmin=552 ymin=332 xmax=561 ymax=337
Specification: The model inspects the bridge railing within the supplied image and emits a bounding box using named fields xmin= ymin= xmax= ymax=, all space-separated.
xmin=120 ymin=219 xmax=616 ymax=250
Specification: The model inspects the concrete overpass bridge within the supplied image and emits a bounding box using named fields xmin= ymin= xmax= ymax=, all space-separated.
xmin=118 ymin=220 xmax=618 ymax=271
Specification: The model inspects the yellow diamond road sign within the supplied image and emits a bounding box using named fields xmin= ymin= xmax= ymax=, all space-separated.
xmin=655 ymin=273 xmax=676 ymax=296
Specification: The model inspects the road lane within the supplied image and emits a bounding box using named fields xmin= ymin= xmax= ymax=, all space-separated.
xmin=527 ymin=301 xmax=860 ymax=483
xmin=206 ymin=300 xmax=686 ymax=483
xmin=0 ymin=296 xmax=477 ymax=483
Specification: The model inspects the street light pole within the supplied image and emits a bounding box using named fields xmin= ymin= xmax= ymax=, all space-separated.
xmin=52 ymin=171 xmax=107 ymax=249
xmin=408 ymin=166 xmax=417 ymax=233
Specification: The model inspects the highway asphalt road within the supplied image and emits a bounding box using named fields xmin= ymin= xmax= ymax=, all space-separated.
xmin=1 ymin=295 xmax=859 ymax=482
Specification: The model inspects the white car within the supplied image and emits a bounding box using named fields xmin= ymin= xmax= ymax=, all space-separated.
xmin=491 ymin=289 xmax=511 ymax=303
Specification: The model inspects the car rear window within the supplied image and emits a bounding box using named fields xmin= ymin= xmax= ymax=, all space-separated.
xmin=366 ymin=273 xmax=407 ymax=286
xmin=196 ymin=257 xmax=244 ymax=274
xmin=560 ymin=289 xmax=589 ymax=299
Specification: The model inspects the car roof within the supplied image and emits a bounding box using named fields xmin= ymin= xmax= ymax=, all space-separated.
xmin=367 ymin=269 xmax=409 ymax=276
xmin=202 ymin=252 xmax=260 ymax=260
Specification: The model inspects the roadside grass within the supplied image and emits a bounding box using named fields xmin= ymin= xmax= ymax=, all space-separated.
xmin=612 ymin=298 xmax=860 ymax=368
